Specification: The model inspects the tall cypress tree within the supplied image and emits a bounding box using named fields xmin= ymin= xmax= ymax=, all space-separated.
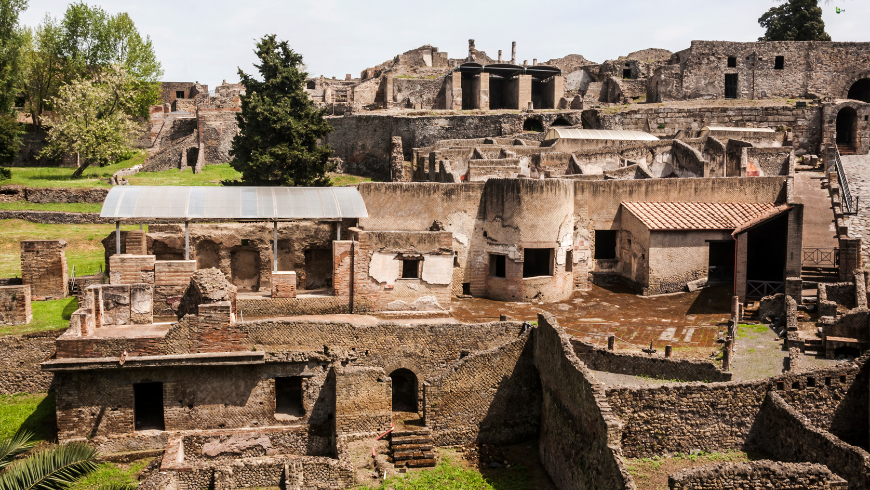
xmin=758 ymin=0 xmax=831 ymax=41
xmin=230 ymin=35 xmax=333 ymax=186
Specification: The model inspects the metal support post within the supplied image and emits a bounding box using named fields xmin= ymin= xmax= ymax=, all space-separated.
xmin=115 ymin=221 xmax=120 ymax=256
xmin=337 ymin=221 xmax=341 ymax=241
xmin=273 ymin=220 xmax=278 ymax=272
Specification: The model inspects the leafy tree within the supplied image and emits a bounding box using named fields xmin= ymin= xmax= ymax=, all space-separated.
xmin=19 ymin=15 xmax=65 ymax=129
xmin=0 ymin=113 xmax=21 ymax=165
xmin=0 ymin=0 xmax=28 ymax=114
xmin=40 ymin=68 xmax=139 ymax=178
xmin=230 ymin=35 xmax=334 ymax=186
xmin=759 ymin=0 xmax=831 ymax=41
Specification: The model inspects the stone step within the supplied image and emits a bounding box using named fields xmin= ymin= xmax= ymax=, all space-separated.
xmin=391 ymin=428 xmax=430 ymax=437
xmin=391 ymin=436 xmax=432 ymax=446
xmin=396 ymin=459 xmax=437 ymax=468
xmin=392 ymin=443 xmax=433 ymax=452
xmin=393 ymin=450 xmax=435 ymax=461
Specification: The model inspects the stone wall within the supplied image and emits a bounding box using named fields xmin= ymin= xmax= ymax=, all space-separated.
xmin=534 ymin=313 xmax=633 ymax=489
xmin=237 ymin=297 xmax=370 ymax=317
xmin=747 ymin=147 xmax=793 ymax=177
xmin=0 ymin=285 xmax=31 ymax=326
xmin=0 ymin=186 xmax=109 ymax=204
xmin=0 ymin=210 xmax=111 ymax=224
xmin=21 ymin=240 xmax=68 ymax=298
xmin=197 ymin=108 xmax=239 ymax=164
xmin=669 ymin=460 xmax=847 ymax=490
xmin=333 ymin=366 xmax=391 ymax=435
xmin=757 ymin=391 xmax=870 ymax=489
xmin=424 ymin=329 xmax=540 ymax=446
xmin=0 ymin=331 xmax=58 ymax=394
xmin=571 ymin=338 xmax=731 ymax=382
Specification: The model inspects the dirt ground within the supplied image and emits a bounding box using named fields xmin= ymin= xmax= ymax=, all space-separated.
xmin=625 ymin=451 xmax=760 ymax=490
xmin=452 ymin=282 xmax=732 ymax=359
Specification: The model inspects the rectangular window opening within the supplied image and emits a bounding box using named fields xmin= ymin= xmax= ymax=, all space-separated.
xmin=594 ymin=230 xmax=618 ymax=260
xmin=566 ymin=250 xmax=573 ymax=273
xmin=825 ymin=376 xmax=832 ymax=386
xmin=776 ymin=381 xmax=784 ymax=390
xmin=523 ymin=248 xmax=553 ymax=278
xmin=133 ymin=382 xmax=165 ymax=431
xmin=774 ymin=56 xmax=784 ymax=70
xmin=489 ymin=254 xmax=506 ymax=278
xmin=727 ymin=56 xmax=737 ymax=68
xmin=275 ymin=377 xmax=304 ymax=417
xmin=807 ymin=377 xmax=816 ymax=388
xmin=175 ymin=90 xmax=185 ymax=99
xmin=401 ymin=259 xmax=420 ymax=279
xmin=622 ymin=69 xmax=632 ymax=79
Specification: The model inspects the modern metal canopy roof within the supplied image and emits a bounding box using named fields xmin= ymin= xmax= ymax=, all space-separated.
xmin=100 ymin=186 xmax=368 ymax=221
xmin=457 ymin=62 xmax=562 ymax=79
xmin=544 ymin=128 xmax=659 ymax=141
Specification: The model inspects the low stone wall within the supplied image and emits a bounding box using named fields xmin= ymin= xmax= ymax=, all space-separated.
xmin=669 ymin=460 xmax=847 ymax=489
xmin=179 ymin=427 xmax=332 ymax=462
xmin=237 ymin=297 xmax=371 ymax=317
xmin=0 ymin=210 xmax=111 ymax=224
xmin=757 ymin=391 xmax=870 ymax=489
xmin=21 ymin=187 xmax=109 ymax=204
xmin=0 ymin=330 xmax=60 ymax=394
xmin=424 ymin=329 xmax=540 ymax=446
xmin=571 ymin=338 xmax=731 ymax=382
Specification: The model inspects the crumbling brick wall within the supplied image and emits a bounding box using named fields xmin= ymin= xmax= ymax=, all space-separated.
xmin=424 ymin=328 xmax=540 ymax=446
xmin=176 ymin=268 xmax=237 ymax=319
xmin=0 ymin=285 xmax=31 ymax=326
xmin=669 ymin=460 xmax=847 ymax=490
xmin=534 ymin=313 xmax=633 ymax=489
xmin=0 ymin=330 xmax=58 ymax=394
xmin=20 ymin=240 xmax=68 ymax=298
xmin=333 ymin=366 xmax=391 ymax=435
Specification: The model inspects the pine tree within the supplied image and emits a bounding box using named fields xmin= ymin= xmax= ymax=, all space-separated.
xmin=230 ymin=35 xmax=333 ymax=186
xmin=758 ymin=0 xmax=831 ymax=42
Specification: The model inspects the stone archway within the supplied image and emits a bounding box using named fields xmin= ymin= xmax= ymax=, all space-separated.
xmin=847 ymin=78 xmax=870 ymax=103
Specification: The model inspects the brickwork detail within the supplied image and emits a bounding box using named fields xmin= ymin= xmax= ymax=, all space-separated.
xmin=0 ymin=285 xmax=31 ymax=326
xmin=21 ymin=240 xmax=68 ymax=298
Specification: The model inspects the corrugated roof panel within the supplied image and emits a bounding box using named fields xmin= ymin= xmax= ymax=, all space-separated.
xmin=100 ymin=186 xmax=369 ymax=220
xmin=544 ymin=128 xmax=659 ymax=141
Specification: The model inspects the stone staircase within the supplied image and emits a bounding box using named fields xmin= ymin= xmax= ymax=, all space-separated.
xmin=389 ymin=427 xmax=435 ymax=468
xmin=804 ymin=337 xmax=824 ymax=356
xmin=801 ymin=266 xmax=840 ymax=284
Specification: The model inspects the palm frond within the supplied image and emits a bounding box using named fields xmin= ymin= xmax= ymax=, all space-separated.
xmin=0 ymin=431 xmax=36 ymax=471
xmin=0 ymin=441 xmax=98 ymax=490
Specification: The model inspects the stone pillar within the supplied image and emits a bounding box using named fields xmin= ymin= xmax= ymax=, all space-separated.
xmin=271 ymin=271 xmax=297 ymax=298
xmin=734 ymin=233 xmax=748 ymax=302
xmin=785 ymin=205 xmax=803 ymax=278
xmin=125 ymin=230 xmax=147 ymax=256
xmin=785 ymin=277 xmax=803 ymax=305
xmin=498 ymin=50 xmax=503 ymax=63
xmin=428 ymin=151 xmax=441 ymax=182
xmin=390 ymin=136 xmax=405 ymax=182
xmin=607 ymin=335 xmax=615 ymax=351
xmin=445 ymin=71 xmax=462 ymax=110
xmin=543 ymin=76 xmax=565 ymax=109
xmin=477 ymin=73 xmax=490 ymax=110
xmin=838 ymin=237 xmax=862 ymax=281
xmin=517 ymin=74 xmax=532 ymax=111
xmin=511 ymin=41 xmax=516 ymax=64
xmin=21 ymin=240 xmax=68 ymax=299
xmin=383 ymin=75 xmax=394 ymax=108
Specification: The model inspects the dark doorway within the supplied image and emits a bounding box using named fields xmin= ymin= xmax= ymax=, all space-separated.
xmin=489 ymin=77 xmax=506 ymax=110
xmin=551 ymin=117 xmax=571 ymax=127
xmin=390 ymin=369 xmax=417 ymax=412
xmin=774 ymin=56 xmax=784 ymax=70
xmin=275 ymin=377 xmax=304 ymax=417
xmin=531 ymin=79 xmax=543 ymax=109
xmin=745 ymin=213 xmax=788 ymax=299
xmin=836 ymin=107 xmax=857 ymax=147
xmin=489 ymin=254 xmax=506 ymax=278
xmin=725 ymin=74 xmax=738 ymax=99
xmin=133 ymin=382 xmax=164 ymax=431
xmin=847 ymin=78 xmax=870 ymax=103
xmin=708 ymin=241 xmax=735 ymax=282
xmin=185 ymin=147 xmax=198 ymax=168
xmin=834 ymin=346 xmax=861 ymax=360
xmin=594 ymin=230 xmax=618 ymax=260
xmin=303 ymin=249 xmax=332 ymax=289
xmin=523 ymin=248 xmax=553 ymax=277
xmin=622 ymin=69 xmax=632 ymax=79
xmin=461 ymin=73 xmax=475 ymax=110
xmin=175 ymin=90 xmax=185 ymax=100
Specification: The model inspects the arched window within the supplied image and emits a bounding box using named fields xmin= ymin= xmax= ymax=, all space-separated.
xmin=847 ymin=79 xmax=870 ymax=103
xmin=523 ymin=118 xmax=543 ymax=133
xmin=551 ymin=117 xmax=571 ymax=127
xmin=306 ymin=81 xmax=316 ymax=90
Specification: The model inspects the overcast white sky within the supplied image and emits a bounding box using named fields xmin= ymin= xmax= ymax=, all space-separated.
xmin=21 ymin=0 xmax=868 ymax=88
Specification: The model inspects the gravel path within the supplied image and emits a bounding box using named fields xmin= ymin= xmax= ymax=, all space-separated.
xmin=840 ymin=153 xmax=870 ymax=262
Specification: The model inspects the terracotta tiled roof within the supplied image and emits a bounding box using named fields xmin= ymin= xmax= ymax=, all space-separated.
xmin=621 ymin=202 xmax=787 ymax=230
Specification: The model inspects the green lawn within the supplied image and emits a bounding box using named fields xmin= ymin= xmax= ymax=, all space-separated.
xmin=0 ymin=393 xmax=55 ymax=442
xmin=0 ymin=297 xmax=77 ymax=337
xmin=0 ymin=201 xmax=103 ymax=213
xmin=69 ymin=459 xmax=150 ymax=490
xmin=126 ymin=163 xmax=241 ymax=186
xmin=0 ymin=220 xmax=139 ymax=278
xmin=356 ymin=456 xmax=534 ymax=490
xmin=0 ymin=152 xmax=146 ymax=188
xmin=330 ymin=172 xmax=373 ymax=186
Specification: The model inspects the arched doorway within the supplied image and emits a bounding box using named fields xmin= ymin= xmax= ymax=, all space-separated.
xmin=551 ymin=117 xmax=571 ymax=127
xmin=390 ymin=369 xmax=417 ymax=412
xmin=847 ymin=78 xmax=870 ymax=103
xmin=523 ymin=118 xmax=543 ymax=133
xmin=836 ymin=107 xmax=857 ymax=151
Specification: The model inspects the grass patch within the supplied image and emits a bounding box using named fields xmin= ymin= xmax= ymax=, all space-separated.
xmin=69 ymin=458 xmax=151 ymax=490
xmin=0 ymin=393 xmax=55 ymax=442
xmin=0 ymin=297 xmax=77 ymax=337
xmin=0 ymin=220 xmax=139 ymax=278
xmin=0 ymin=152 xmax=145 ymax=188
xmin=0 ymin=201 xmax=103 ymax=213
xmin=329 ymin=173 xmax=372 ymax=186
xmin=738 ymin=323 xmax=771 ymax=340
xmin=126 ymin=163 xmax=241 ymax=186
xmin=626 ymin=451 xmax=757 ymax=488
xmin=356 ymin=456 xmax=533 ymax=490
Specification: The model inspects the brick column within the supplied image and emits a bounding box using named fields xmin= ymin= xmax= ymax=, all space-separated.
xmin=445 ymin=72 xmax=462 ymax=110
xmin=735 ymin=233 xmax=748 ymax=303
xmin=124 ymin=230 xmax=147 ymax=255
xmin=517 ymin=75 xmax=532 ymax=110
xmin=477 ymin=73 xmax=489 ymax=110
xmin=785 ymin=205 xmax=803 ymax=278
xmin=21 ymin=240 xmax=68 ymax=299
xmin=838 ymin=237 xmax=862 ymax=281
